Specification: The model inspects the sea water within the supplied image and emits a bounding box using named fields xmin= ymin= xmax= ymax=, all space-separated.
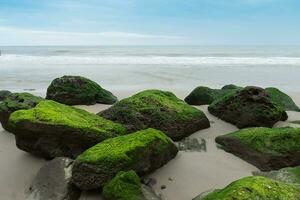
xmin=0 ymin=45 xmax=300 ymax=95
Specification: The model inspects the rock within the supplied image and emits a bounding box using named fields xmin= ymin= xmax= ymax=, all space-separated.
xmin=194 ymin=176 xmax=300 ymax=200
xmin=265 ymin=87 xmax=300 ymax=112
xmin=103 ymin=170 xmax=162 ymax=200
xmin=26 ymin=157 xmax=80 ymax=200
xmin=221 ymin=84 xmax=241 ymax=90
xmin=0 ymin=92 xmax=43 ymax=131
xmin=253 ymin=166 xmax=300 ymax=187
xmin=71 ymin=128 xmax=178 ymax=190
xmin=46 ymin=75 xmax=117 ymax=105
xmin=216 ymin=127 xmax=300 ymax=171
xmin=99 ymin=89 xmax=210 ymax=141
xmin=8 ymin=100 xmax=126 ymax=159
xmin=208 ymin=86 xmax=287 ymax=128
xmin=0 ymin=90 xmax=11 ymax=101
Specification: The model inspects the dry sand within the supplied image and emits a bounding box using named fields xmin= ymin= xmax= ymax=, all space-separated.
xmin=1 ymin=90 xmax=300 ymax=200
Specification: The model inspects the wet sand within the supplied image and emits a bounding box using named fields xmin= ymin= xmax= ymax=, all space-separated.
xmin=1 ymin=90 xmax=300 ymax=200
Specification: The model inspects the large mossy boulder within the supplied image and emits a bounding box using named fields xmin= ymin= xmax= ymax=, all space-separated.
xmin=26 ymin=157 xmax=80 ymax=200
xmin=0 ymin=90 xmax=11 ymax=101
xmin=215 ymin=127 xmax=300 ymax=171
xmin=103 ymin=170 xmax=161 ymax=200
xmin=253 ymin=166 xmax=300 ymax=187
xmin=0 ymin=92 xmax=43 ymax=131
xmin=71 ymin=128 xmax=178 ymax=190
xmin=99 ymin=90 xmax=210 ymax=141
xmin=8 ymin=100 xmax=126 ymax=159
xmin=265 ymin=87 xmax=300 ymax=112
xmin=46 ymin=76 xmax=117 ymax=105
xmin=185 ymin=85 xmax=241 ymax=105
xmin=208 ymin=86 xmax=287 ymax=128
xmin=194 ymin=176 xmax=300 ymax=200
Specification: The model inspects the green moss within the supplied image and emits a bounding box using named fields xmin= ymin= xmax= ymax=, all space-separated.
xmin=77 ymin=128 xmax=173 ymax=166
xmin=0 ymin=92 xmax=43 ymax=111
xmin=227 ymin=127 xmax=300 ymax=156
xmin=9 ymin=100 xmax=126 ymax=138
xmin=201 ymin=176 xmax=300 ymax=200
xmin=265 ymin=87 xmax=300 ymax=111
xmin=103 ymin=170 xmax=144 ymax=200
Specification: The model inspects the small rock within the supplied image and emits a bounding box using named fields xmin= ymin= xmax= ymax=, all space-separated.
xmin=160 ymin=185 xmax=166 ymax=190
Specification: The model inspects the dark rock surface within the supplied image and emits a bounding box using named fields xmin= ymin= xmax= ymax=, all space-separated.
xmin=0 ymin=90 xmax=11 ymax=101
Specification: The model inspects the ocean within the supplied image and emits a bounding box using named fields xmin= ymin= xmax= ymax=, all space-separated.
xmin=1 ymin=45 xmax=300 ymax=95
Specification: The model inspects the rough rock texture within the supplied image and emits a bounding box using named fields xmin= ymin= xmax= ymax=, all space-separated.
xmin=71 ymin=128 xmax=178 ymax=190
xmin=0 ymin=92 xmax=43 ymax=131
xmin=216 ymin=127 xmax=300 ymax=171
xmin=195 ymin=176 xmax=300 ymax=200
xmin=103 ymin=170 xmax=162 ymax=200
xmin=0 ymin=90 xmax=11 ymax=101
xmin=265 ymin=87 xmax=300 ymax=112
xmin=99 ymin=89 xmax=210 ymax=141
xmin=26 ymin=157 xmax=80 ymax=200
xmin=208 ymin=86 xmax=287 ymax=128
xmin=8 ymin=100 xmax=126 ymax=159
xmin=253 ymin=166 xmax=300 ymax=187
xmin=185 ymin=85 xmax=241 ymax=106
xmin=46 ymin=75 xmax=117 ymax=105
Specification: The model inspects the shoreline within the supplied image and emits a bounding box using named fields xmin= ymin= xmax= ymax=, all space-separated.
xmin=1 ymin=89 xmax=300 ymax=200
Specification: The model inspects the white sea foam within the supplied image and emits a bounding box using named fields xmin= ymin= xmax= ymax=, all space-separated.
xmin=1 ymin=54 xmax=300 ymax=66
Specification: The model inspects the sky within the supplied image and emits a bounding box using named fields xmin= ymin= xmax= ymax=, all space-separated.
xmin=0 ymin=0 xmax=300 ymax=45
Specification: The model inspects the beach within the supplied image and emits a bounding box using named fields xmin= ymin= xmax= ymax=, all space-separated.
xmin=0 ymin=89 xmax=300 ymax=200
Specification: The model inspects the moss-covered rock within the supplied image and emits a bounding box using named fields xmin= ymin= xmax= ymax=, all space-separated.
xmin=184 ymin=85 xmax=241 ymax=106
xmin=253 ymin=166 xmax=300 ymax=187
xmin=46 ymin=76 xmax=117 ymax=105
xmin=71 ymin=128 xmax=178 ymax=190
xmin=265 ymin=87 xmax=300 ymax=112
xmin=0 ymin=90 xmax=11 ymax=101
xmin=216 ymin=127 xmax=300 ymax=171
xmin=103 ymin=170 xmax=161 ymax=200
xmin=0 ymin=92 xmax=43 ymax=131
xmin=195 ymin=176 xmax=300 ymax=200
xmin=208 ymin=86 xmax=287 ymax=128
xmin=8 ymin=100 xmax=126 ymax=159
xmin=99 ymin=89 xmax=210 ymax=141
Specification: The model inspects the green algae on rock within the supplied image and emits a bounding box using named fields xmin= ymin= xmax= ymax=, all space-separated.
xmin=0 ymin=90 xmax=11 ymax=101
xmin=216 ymin=127 xmax=300 ymax=171
xmin=265 ymin=87 xmax=300 ymax=112
xmin=99 ymin=89 xmax=210 ymax=141
xmin=8 ymin=100 xmax=126 ymax=159
xmin=0 ymin=92 xmax=43 ymax=131
xmin=208 ymin=86 xmax=287 ymax=128
xmin=253 ymin=166 xmax=300 ymax=187
xmin=71 ymin=128 xmax=178 ymax=190
xmin=46 ymin=75 xmax=117 ymax=105
xmin=195 ymin=176 xmax=300 ymax=200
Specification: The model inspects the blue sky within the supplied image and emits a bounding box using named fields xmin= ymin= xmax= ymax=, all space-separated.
xmin=0 ymin=0 xmax=300 ymax=45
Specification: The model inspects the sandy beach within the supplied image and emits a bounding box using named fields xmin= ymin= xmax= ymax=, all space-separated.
xmin=1 ymin=90 xmax=300 ymax=200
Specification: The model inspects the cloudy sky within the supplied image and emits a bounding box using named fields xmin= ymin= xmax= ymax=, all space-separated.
xmin=0 ymin=0 xmax=299 ymax=45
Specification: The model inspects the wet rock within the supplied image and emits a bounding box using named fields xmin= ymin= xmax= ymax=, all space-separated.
xmin=26 ymin=157 xmax=81 ymax=200
xmin=99 ymin=89 xmax=210 ymax=141
xmin=46 ymin=75 xmax=117 ymax=105
xmin=0 ymin=90 xmax=11 ymax=101
xmin=208 ymin=86 xmax=287 ymax=128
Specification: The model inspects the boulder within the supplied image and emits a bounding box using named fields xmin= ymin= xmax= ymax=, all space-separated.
xmin=208 ymin=86 xmax=287 ymax=128
xmin=99 ymin=89 xmax=210 ymax=141
xmin=8 ymin=100 xmax=126 ymax=159
xmin=71 ymin=128 xmax=178 ymax=190
xmin=103 ymin=170 xmax=161 ymax=200
xmin=194 ymin=176 xmax=300 ymax=200
xmin=265 ymin=87 xmax=300 ymax=112
xmin=26 ymin=157 xmax=80 ymax=200
xmin=221 ymin=84 xmax=241 ymax=90
xmin=0 ymin=92 xmax=43 ymax=131
xmin=0 ymin=90 xmax=11 ymax=101
xmin=46 ymin=75 xmax=117 ymax=105
xmin=216 ymin=127 xmax=300 ymax=171
xmin=253 ymin=166 xmax=300 ymax=187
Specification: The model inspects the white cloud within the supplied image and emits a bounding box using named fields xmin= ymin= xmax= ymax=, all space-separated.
xmin=0 ymin=26 xmax=183 ymax=45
